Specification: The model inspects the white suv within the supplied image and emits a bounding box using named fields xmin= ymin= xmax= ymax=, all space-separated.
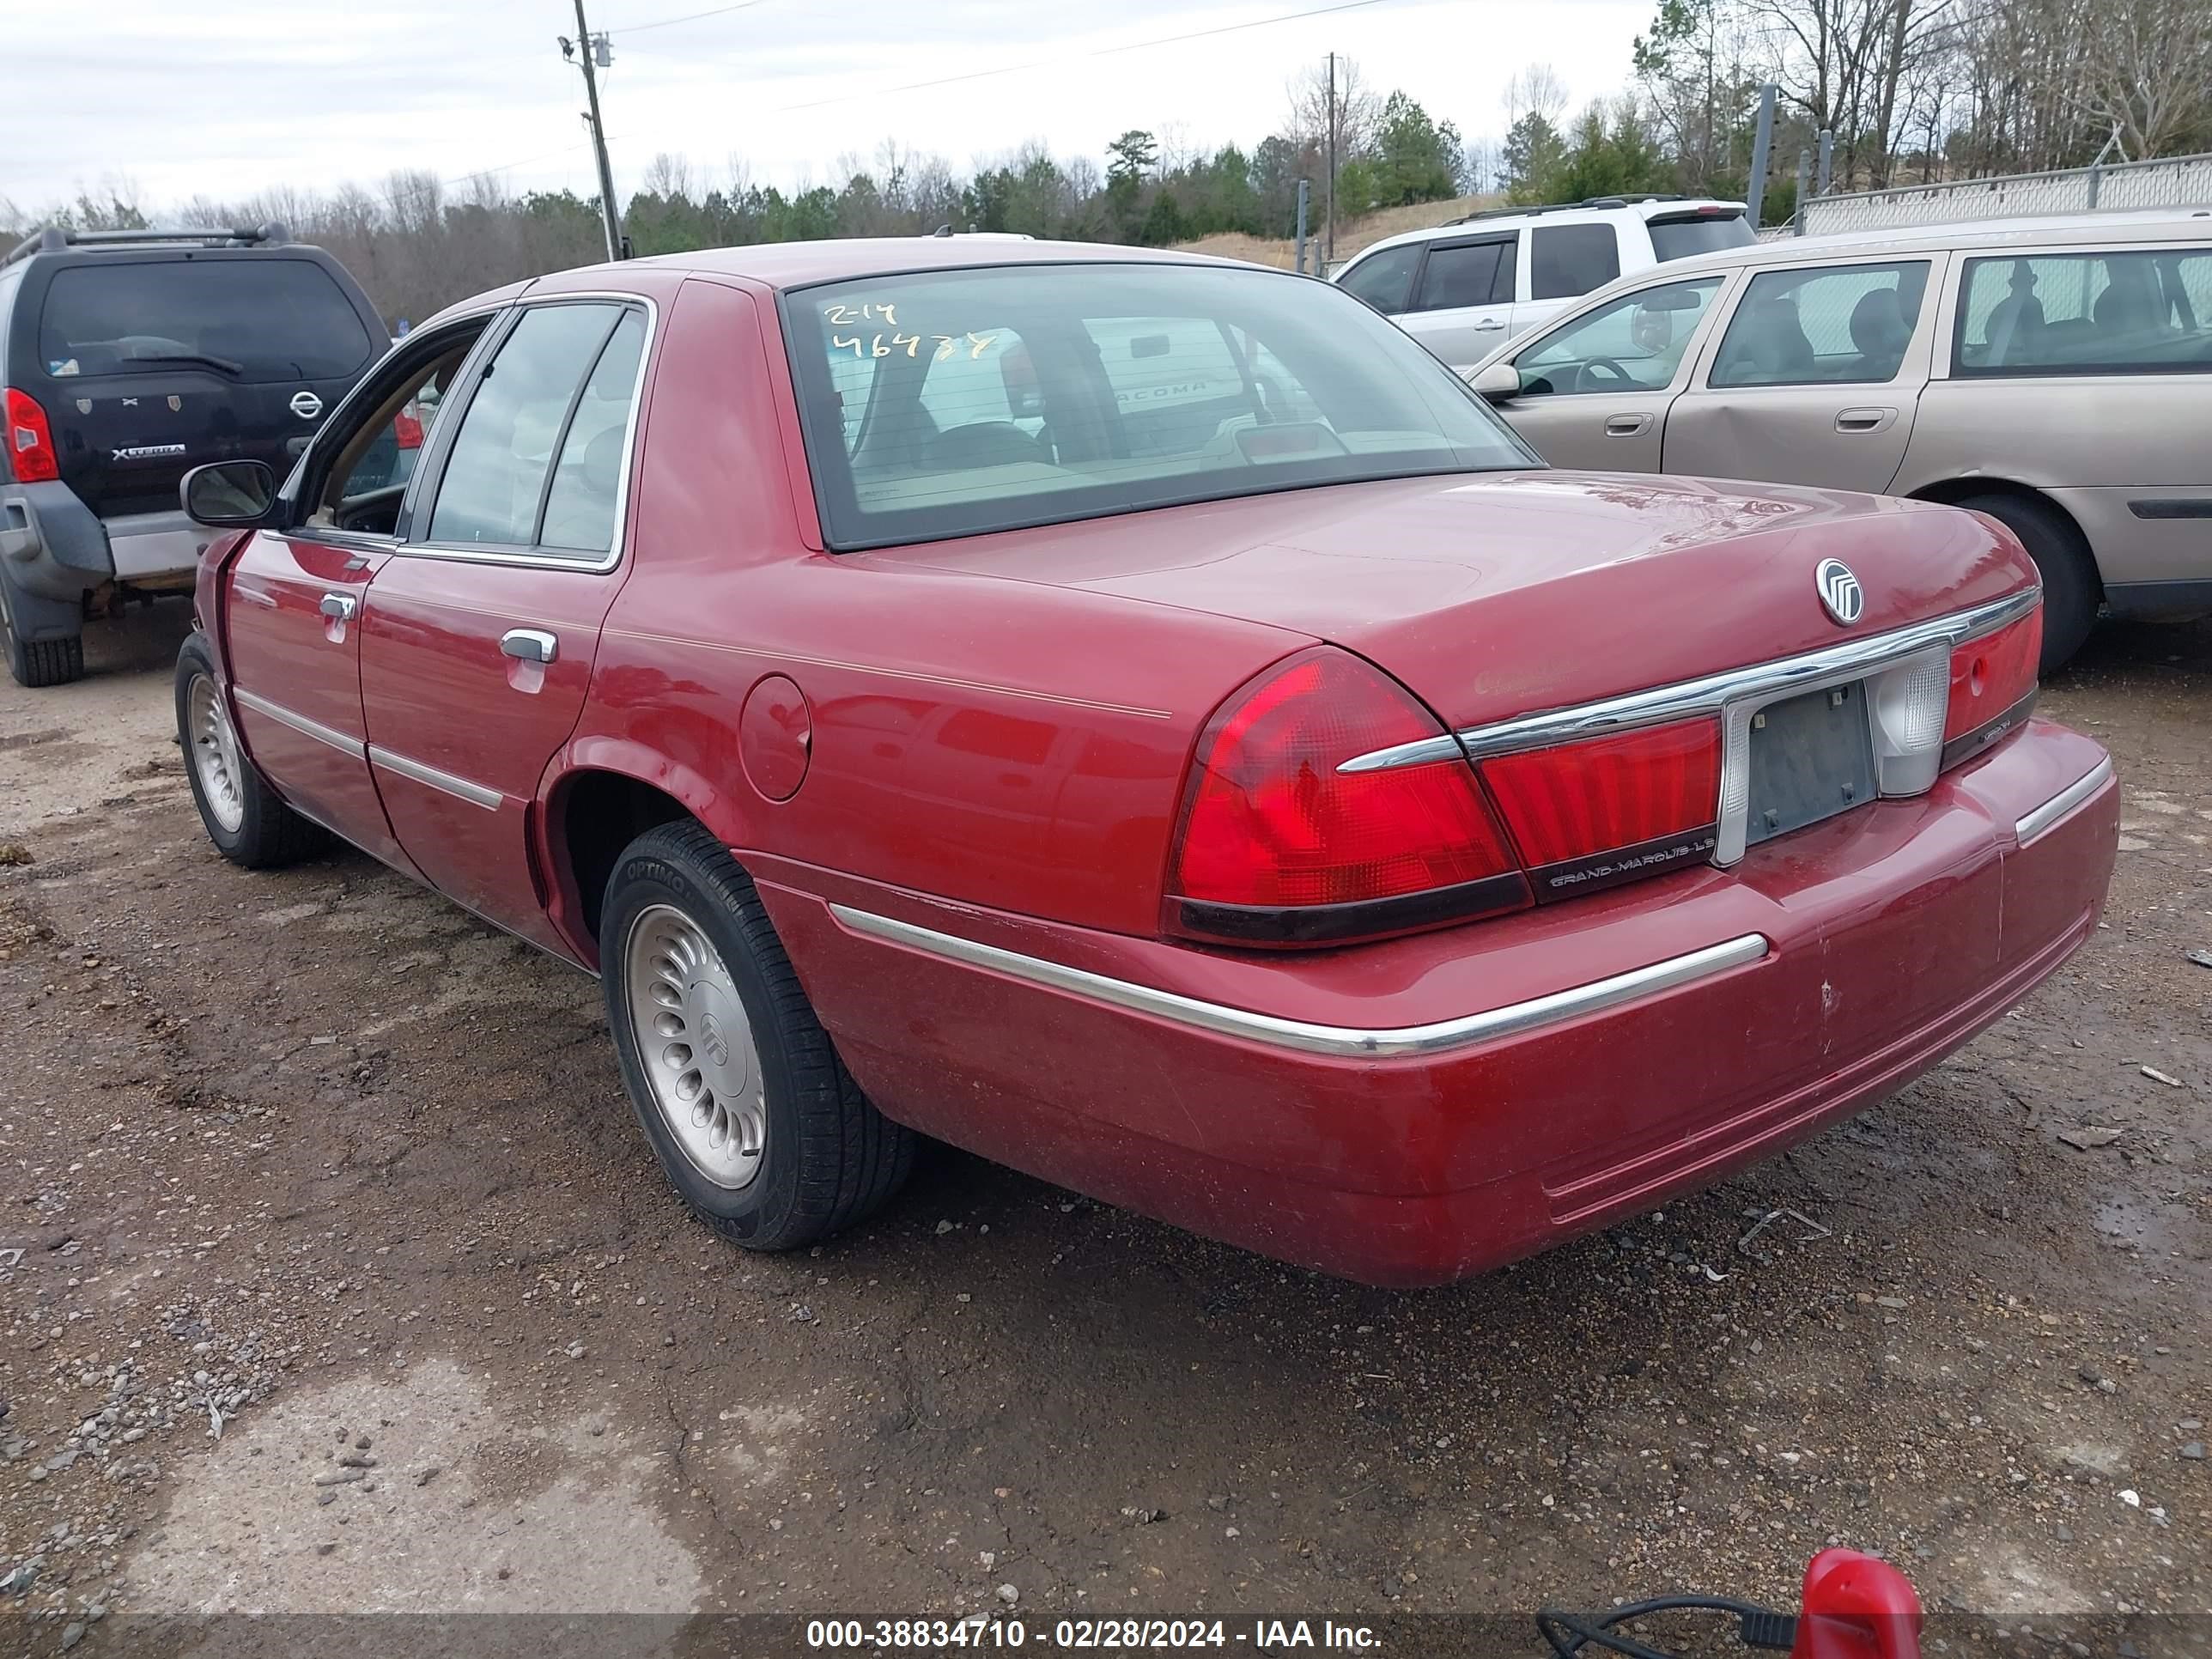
xmin=1332 ymin=195 xmax=1753 ymax=369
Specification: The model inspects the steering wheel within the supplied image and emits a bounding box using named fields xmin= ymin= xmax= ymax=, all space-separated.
xmin=333 ymin=483 xmax=408 ymax=537
xmin=1571 ymin=358 xmax=1637 ymax=392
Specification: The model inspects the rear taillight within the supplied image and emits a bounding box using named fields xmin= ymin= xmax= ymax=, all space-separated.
xmin=1166 ymin=647 xmax=1529 ymax=945
xmin=4 ymin=388 xmax=59 ymax=483
xmin=1942 ymin=607 xmax=2039 ymax=765
xmin=1480 ymin=719 xmax=1722 ymax=888
xmin=393 ymin=406 xmax=425 ymax=450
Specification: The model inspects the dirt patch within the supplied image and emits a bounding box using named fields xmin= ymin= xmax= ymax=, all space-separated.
xmin=0 ymin=605 xmax=2207 ymax=1653
xmin=1176 ymin=195 xmax=1497 ymax=270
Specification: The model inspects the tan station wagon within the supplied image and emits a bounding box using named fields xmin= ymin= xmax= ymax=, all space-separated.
xmin=1467 ymin=210 xmax=2212 ymax=668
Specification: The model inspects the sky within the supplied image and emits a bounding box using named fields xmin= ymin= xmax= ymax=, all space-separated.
xmin=9 ymin=0 xmax=1650 ymax=216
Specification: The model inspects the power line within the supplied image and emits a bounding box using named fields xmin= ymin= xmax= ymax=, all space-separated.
xmin=612 ymin=0 xmax=774 ymax=36
xmin=767 ymin=0 xmax=1407 ymax=113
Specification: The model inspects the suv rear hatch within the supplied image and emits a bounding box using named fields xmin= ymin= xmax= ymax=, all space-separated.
xmin=29 ymin=254 xmax=380 ymax=519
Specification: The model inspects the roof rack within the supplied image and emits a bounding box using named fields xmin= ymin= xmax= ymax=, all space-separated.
xmin=3 ymin=222 xmax=291 ymax=270
xmin=1448 ymin=194 xmax=1692 ymax=224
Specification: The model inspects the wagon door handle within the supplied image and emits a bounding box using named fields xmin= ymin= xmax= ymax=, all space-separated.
xmin=1604 ymin=413 xmax=1652 ymax=436
xmin=318 ymin=592 xmax=358 ymax=622
xmin=501 ymin=629 xmax=558 ymax=665
xmin=1836 ymin=407 xmax=1896 ymax=434
xmin=1472 ymin=317 xmax=1508 ymax=331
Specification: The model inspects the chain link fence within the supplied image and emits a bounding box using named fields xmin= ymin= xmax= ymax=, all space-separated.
xmin=1774 ymin=151 xmax=2212 ymax=240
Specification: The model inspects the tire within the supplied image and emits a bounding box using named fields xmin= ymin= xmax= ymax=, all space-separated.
xmin=1955 ymin=491 xmax=2100 ymax=673
xmin=1 ymin=589 xmax=83 ymax=688
xmin=600 ymin=820 xmax=915 ymax=1252
xmin=174 ymin=632 xmax=326 ymax=868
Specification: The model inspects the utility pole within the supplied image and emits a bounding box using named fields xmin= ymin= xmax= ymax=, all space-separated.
xmin=1324 ymin=52 xmax=1337 ymax=264
xmin=1744 ymin=82 xmax=1777 ymax=227
xmin=1294 ymin=179 xmax=1310 ymax=274
xmin=564 ymin=0 xmax=623 ymax=263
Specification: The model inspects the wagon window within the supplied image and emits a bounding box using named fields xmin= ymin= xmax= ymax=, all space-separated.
xmin=1709 ymin=261 xmax=1929 ymax=387
xmin=1954 ymin=249 xmax=2212 ymax=377
xmin=787 ymin=262 xmax=1534 ymax=551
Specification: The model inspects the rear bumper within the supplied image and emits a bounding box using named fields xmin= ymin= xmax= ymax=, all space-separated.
xmin=763 ymin=720 xmax=2118 ymax=1286
xmin=0 ymin=488 xmax=203 ymax=627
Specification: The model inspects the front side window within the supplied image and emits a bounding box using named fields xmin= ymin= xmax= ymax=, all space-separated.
xmin=39 ymin=258 xmax=374 ymax=384
xmin=1338 ymin=244 xmax=1423 ymax=315
xmin=1954 ymin=250 xmax=2212 ymax=376
xmin=1530 ymin=223 xmax=1622 ymax=301
xmin=426 ymin=301 xmax=645 ymax=557
xmin=1710 ymin=261 xmax=1929 ymax=387
xmin=306 ymin=326 xmax=487 ymax=538
xmin=1412 ymin=240 xmax=1513 ymax=313
xmin=787 ymin=263 xmax=1534 ymax=550
xmin=1516 ymin=276 xmax=1725 ymax=396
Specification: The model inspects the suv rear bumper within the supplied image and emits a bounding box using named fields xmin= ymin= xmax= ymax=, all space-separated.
xmin=0 ymin=483 xmax=206 ymax=636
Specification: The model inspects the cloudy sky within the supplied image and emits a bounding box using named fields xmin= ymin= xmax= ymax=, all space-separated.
xmin=12 ymin=0 xmax=1649 ymax=214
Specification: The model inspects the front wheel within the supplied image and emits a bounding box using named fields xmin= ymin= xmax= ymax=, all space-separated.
xmin=600 ymin=821 xmax=915 ymax=1251
xmin=174 ymin=632 xmax=325 ymax=867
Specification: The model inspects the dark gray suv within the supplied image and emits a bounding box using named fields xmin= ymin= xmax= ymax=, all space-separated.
xmin=0 ymin=224 xmax=388 ymax=685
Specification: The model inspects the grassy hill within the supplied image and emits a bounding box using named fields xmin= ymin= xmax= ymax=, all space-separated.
xmin=1174 ymin=194 xmax=1499 ymax=270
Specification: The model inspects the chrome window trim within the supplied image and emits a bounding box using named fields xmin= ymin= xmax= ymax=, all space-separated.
xmin=370 ymin=747 xmax=502 ymax=811
xmin=1340 ymin=586 xmax=2040 ymax=775
xmin=2015 ymin=756 xmax=2113 ymax=843
xmin=830 ymin=903 xmax=1770 ymax=1059
xmin=392 ymin=290 xmax=659 ymax=577
xmin=231 ymin=687 xmax=364 ymax=759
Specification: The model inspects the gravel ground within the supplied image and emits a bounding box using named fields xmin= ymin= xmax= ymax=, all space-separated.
xmin=0 ymin=602 xmax=2206 ymax=1657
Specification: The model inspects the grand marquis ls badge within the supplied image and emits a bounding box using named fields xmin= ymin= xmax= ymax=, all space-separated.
xmin=1815 ymin=557 xmax=1864 ymax=626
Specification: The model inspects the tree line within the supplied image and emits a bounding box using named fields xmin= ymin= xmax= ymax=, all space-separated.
xmin=7 ymin=0 xmax=2209 ymax=324
xmin=1504 ymin=0 xmax=2212 ymax=222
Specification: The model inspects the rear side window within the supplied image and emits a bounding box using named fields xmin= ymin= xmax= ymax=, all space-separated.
xmin=1710 ymin=261 xmax=1929 ymax=387
xmin=1530 ymin=224 xmax=1623 ymax=301
xmin=1954 ymin=250 xmax=2212 ymax=376
xmin=1412 ymin=240 xmax=1513 ymax=313
xmin=37 ymin=258 xmax=374 ymax=384
xmin=1338 ymin=244 xmax=1423 ymax=314
xmin=1648 ymin=212 xmax=1755 ymax=263
xmin=426 ymin=301 xmax=644 ymax=557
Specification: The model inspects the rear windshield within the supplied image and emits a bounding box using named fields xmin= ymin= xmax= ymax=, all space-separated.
xmin=787 ymin=262 xmax=1534 ymax=550
xmin=38 ymin=258 xmax=375 ymax=384
xmin=1648 ymin=212 xmax=1756 ymax=263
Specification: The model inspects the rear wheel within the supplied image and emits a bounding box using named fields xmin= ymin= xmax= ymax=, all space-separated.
xmin=175 ymin=632 xmax=325 ymax=867
xmin=600 ymin=820 xmax=915 ymax=1251
xmin=0 ymin=582 xmax=83 ymax=688
xmin=1954 ymin=492 xmax=2099 ymax=673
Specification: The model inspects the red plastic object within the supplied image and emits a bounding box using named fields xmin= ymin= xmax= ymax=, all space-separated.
xmin=1945 ymin=609 xmax=2040 ymax=742
xmin=4 ymin=387 xmax=59 ymax=483
xmin=1481 ymin=717 xmax=1721 ymax=869
xmin=1790 ymin=1548 xmax=1923 ymax=1659
xmin=1167 ymin=646 xmax=1520 ymax=915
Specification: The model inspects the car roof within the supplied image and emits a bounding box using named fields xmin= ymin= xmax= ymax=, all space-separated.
xmin=1638 ymin=207 xmax=2212 ymax=280
xmin=621 ymin=236 xmax=1234 ymax=290
xmin=1345 ymin=198 xmax=1749 ymax=264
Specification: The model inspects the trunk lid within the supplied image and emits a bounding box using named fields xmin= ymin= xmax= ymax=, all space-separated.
xmin=873 ymin=471 xmax=2035 ymax=729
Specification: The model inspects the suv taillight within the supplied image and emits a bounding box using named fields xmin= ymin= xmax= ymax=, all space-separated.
xmin=394 ymin=405 xmax=425 ymax=450
xmin=4 ymin=388 xmax=58 ymax=483
xmin=1942 ymin=607 xmax=2039 ymax=763
xmin=1165 ymin=647 xmax=1530 ymax=945
xmin=1480 ymin=719 xmax=1722 ymax=882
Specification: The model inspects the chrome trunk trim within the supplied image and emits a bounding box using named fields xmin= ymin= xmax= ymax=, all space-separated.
xmin=2015 ymin=756 xmax=2114 ymax=843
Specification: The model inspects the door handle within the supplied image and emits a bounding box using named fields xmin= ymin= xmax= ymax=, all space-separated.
xmin=319 ymin=592 xmax=358 ymax=622
xmin=1835 ymin=407 xmax=1896 ymax=434
xmin=1604 ymin=413 xmax=1653 ymax=437
xmin=501 ymin=629 xmax=559 ymax=665
xmin=1473 ymin=318 xmax=1508 ymax=331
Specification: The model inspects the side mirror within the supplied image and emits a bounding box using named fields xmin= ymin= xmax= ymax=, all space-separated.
xmin=1469 ymin=362 xmax=1522 ymax=402
xmin=181 ymin=460 xmax=278 ymax=529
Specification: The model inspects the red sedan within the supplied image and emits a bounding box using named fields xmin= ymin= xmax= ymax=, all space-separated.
xmin=173 ymin=240 xmax=2118 ymax=1286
